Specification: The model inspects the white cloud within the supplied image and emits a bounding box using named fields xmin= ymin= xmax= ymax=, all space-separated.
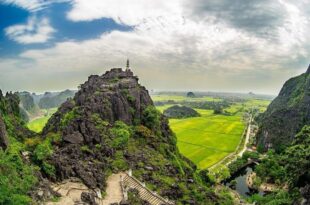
xmin=67 ymin=0 xmax=182 ymax=25
xmin=5 ymin=16 xmax=55 ymax=44
xmin=1 ymin=0 xmax=310 ymax=94
xmin=0 ymin=0 xmax=68 ymax=11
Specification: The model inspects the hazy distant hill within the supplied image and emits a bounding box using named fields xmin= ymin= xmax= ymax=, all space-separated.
xmin=38 ymin=89 xmax=75 ymax=109
xmin=17 ymin=92 xmax=36 ymax=112
xmin=257 ymin=65 xmax=310 ymax=151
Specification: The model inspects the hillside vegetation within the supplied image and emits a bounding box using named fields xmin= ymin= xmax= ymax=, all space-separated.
xmin=0 ymin=91 xmax=38 ymax=204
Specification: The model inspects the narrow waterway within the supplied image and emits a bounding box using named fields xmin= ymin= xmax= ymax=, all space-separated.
xmin=224 ymin=165 xmax=264 ymax=197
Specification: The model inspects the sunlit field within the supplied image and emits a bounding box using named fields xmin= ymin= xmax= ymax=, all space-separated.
xmin=157 ymin=107 xmax=245 ymax=169
xmin=154 ymin=95 xmax=270 ymax=170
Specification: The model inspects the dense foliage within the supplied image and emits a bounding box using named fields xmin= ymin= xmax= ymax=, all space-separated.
xmin=0 ymin=145 xmax=38 ymax=205
xmin=251 ymin=125 xmax=310 ymax=204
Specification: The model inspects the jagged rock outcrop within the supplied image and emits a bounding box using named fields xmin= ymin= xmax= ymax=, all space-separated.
xmin=41 ymin=68 xmax=225 ymax=204
xmin=256 ymin=65 xmax=310 ymax=151
xmin=43 ymin=68 xmax=153 ymax=134
xmin=42 ymin=68 xmax=168 ymax=189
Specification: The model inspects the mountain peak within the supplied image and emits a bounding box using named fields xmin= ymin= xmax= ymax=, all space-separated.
xmin=39 ymin=68 xmax=221 ymax=204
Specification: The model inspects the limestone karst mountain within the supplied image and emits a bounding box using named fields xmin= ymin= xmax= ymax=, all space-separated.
xmin=163 ymin=105 xmax=200 ymax=118
xmin=39 ymin=68 xmax=231 ymax=204
xmin=257 ymin=64 xmax=310 ymax=151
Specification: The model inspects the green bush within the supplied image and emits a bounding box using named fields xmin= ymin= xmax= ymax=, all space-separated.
xmin=60 ymin=108 xmax=80 ymax=127
xmin=142 ymin=106 xmax=161 ymax=130
xmin=91 ymin=113 xmax=109 ymax=129
xmin=110 ymin=121 xmax=130 ymax=149
xmin=33 ymin=133 xmax=60 ymax=177
xmin=134 ymin=125 xmax=152 ymax=138
xmin=112 ymin=151 xmax=128 ymax=171
xmin=34 ymin=139 xmax=53 ymax=161
xmin=42 ymin=161 xmax=56 ymax=177
xmin=0 ymin=149 xmax=38 ymax=205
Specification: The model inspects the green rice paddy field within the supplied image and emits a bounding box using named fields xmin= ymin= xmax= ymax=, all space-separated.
xmin=158 ymin=107 xmax=245 ymax=169
xmin=154 ymin=95 xmax=270 ymax=170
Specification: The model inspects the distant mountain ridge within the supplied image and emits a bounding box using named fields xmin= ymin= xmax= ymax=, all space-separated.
xmin=257 ymin=65 xmax=310 ymax=151
xmin=16 ymin=90 xmax=76 ymax=122
xmin=38 ymin=89 xmax=75 ymax=109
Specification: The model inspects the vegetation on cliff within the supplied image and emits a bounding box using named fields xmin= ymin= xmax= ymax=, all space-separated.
xmin=0 ymin=91 xmax=38 ymax=205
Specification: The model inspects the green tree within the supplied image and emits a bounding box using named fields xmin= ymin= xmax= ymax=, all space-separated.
xmin=110 ymin=121 xmax=131 ymax=148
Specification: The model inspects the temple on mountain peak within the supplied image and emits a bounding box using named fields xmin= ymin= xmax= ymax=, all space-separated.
xmin=126 ymin=59 xmax=130 ymax=71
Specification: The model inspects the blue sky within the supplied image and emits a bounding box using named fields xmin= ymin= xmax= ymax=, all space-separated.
xmin=0 ymin=0 xmax=310 ymax=94
xmin=0 ymin=2 xmax=131 ymax=57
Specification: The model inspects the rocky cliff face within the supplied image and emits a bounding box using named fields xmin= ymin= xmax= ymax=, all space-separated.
xmin=257 ymin=65 xmax=310 ymax=151
xmin=41 ymin=68 xmax=225 ymax=204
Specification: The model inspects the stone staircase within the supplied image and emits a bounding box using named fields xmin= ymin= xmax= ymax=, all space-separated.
xmin=122 ymin=173 xmax=174 ymax=205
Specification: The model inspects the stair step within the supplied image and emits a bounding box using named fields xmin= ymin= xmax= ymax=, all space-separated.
xmin=122 ymin=174 xmax=173 ymax=205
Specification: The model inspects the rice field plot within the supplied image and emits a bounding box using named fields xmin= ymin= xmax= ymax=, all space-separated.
xmin=154 ymin=95 xmax=271 ymax=170
xmin=168 ymin=109 xmax=245 ymax=169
